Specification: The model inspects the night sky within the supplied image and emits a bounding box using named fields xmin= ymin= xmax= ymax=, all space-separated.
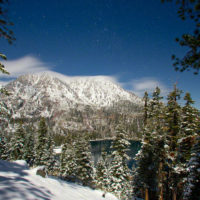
xmin=1 ymin=0 xmax=199 ymax=108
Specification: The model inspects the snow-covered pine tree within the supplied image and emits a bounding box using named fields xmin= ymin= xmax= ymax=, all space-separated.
xmin=94 ymin=151 xmax=110 ymax=193
xmin=109 ymin=153 xmax=132 ymax=200
xmin=164 ymin=85 xmax=182 ymax=200
xmin=0 ymin=133 xmax=9 ymax=160
xmin=43 ymin=132 xmax=56 ymax=173
xmin=23 ymin=125 xmax=35 ymax=166
xmin=34 ymin=117 xmax=48 ymax=166
xmin=74 ymin=136 xmax=94 ymax=186
xmin=108 ymin=125 xmax=132 ymax=200
xmin=175 ymin=92 xmax=200 ymax=198
xmin=133 ymin=91 xmax=153 ymax=199
xmin=183 ymin=136 xmax=200 ymax=200
xmin=0 ymin=99 xmax=11 ymax=132
xmin=150 ymin=87 xmax=166 ymax=200
xmin=59 ymin=142 xmax=68 ymax=177
xmin=9 ymin=122 xmax=26 ymax=160
xmin=133 ymin=87 xmax=165 ymax=200
xmin=65 ymin=141 xmax=79 ymax=179
xmin=59 ymin=137 xmax=77 ymax=181
xmin=133 ymin=127 xmax=156 ymax=199
xmin=0 ymin=94 xmax=11 ymax=160
xmin=181 ymin=93 xmax=200 ymax=139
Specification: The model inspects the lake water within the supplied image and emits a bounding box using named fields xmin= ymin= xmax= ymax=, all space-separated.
xmin=90 ymin=139 xmax=141 ymax=168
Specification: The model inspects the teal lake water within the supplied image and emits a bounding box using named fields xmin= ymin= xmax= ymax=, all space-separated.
xmin=90 ymin=140 xmax=141 ymax=168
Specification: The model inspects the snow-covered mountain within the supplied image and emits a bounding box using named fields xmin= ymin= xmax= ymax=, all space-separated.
xmin=1 ymin=72 xmax=143 ymax=137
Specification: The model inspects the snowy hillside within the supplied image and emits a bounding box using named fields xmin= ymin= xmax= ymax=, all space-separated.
xmin=0 ymin=159 xmax=118 ymax=200
xmin=5 ymin=71 xmax=142 ymax=108
xmin=1 ymin=72 xmax=143 ymax=137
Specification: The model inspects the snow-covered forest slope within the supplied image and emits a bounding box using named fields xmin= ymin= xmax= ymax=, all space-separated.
xmin=0 ymin=159 xmax=118 ymax=200
xmin=1 ymin=72 xmax=143 ymax=138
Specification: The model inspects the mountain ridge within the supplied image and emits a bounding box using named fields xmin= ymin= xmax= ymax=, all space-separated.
xmin=1 ymin=72 xmax=143 ymax=138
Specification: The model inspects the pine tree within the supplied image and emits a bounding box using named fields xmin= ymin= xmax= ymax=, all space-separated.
xmin=133 ymin=91 xmax=154 ymax=199
xmin=133 ymin=127 xmax=158 ymax=199
xmin=43 ymin=133 xmax=56 ymax=173
xmin=0 ymin=133 xmax=9 ymax=160
xmin=183 ymin=136 xmax=200 ymax=200
xmin=108 ymin=153 xmax=132 ymax=200
xmin=133 ymin=88 xmax=165 ymax=200
xmin=175 ymin=93 xmax=200 ymax=198
xmin=59 ymin=138 xmax=77 ymax=180
xmin=164 ymin=85 xmax=182 ymax=200
xmin=108 ymin=126 xmax=132 ymax=200
xmin=59 ymin=132 xmax=83 ymax=181
xmin=74 ymin=136 xmax=94 ymax=186
xmin=34 ymin=118 xmax=48 ymax=166
xmin=23 ymin=125 xmax=35 ymax=166
xmin=95 ymin=151 xmax=110 ymax=193
xmin=150 ymin=87 xmax=166 ymax=200
xmin=9 ymin=122 xmax=26 ymax=160
xmin=132 ymin=87 xmax=199 ymax=200
xmin=59 ymin=142 xmax=68 ymax=177
xmin=181 ymin=92 xmax=199 ymax=139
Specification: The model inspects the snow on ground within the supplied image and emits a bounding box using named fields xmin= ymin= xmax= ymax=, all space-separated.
xmin=0 ymin=160 xmax=118 ymax=200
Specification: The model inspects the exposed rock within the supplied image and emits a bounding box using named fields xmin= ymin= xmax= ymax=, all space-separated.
xmin=36 ymin=166 xmax=47 ymax=178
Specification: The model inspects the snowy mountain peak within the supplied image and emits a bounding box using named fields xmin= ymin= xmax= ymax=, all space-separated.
xmin=2 ymin=72 xmax=143 ymax=135
xmin=8 ymin=72 xmax=142 ymax=108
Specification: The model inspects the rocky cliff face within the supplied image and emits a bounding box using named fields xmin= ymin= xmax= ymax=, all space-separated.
xmin=1 ymin=72 xmax=144 ymax=139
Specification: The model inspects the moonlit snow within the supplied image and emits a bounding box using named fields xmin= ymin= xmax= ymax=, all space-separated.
xmin=0 ymin=159 xmax=118 ymax=200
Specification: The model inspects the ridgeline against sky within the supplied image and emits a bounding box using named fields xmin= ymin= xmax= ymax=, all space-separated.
xmin=0 ymin=0 xmax=199 ymax=108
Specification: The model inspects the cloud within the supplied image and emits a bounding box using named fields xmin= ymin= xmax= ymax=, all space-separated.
xmin=0 ymin=55 xmax=52 ymax=78
xmin=0 ymin=55 xmax=119 ymax=85
xmin=130 ymin=78 xmax=169 ymax=97
xmin=43 ymin=70 xmax=119 ymax=84
xmin=0 ymin=56 xmax=169 ymax=99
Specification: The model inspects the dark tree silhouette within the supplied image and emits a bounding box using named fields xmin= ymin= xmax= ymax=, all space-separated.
xmin=162 ymin=0 xmax=200 ymax=74
xmin=0 ymin=0 xmax=15 ymax=75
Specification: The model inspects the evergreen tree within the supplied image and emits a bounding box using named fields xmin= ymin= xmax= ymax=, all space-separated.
xmin=59 ymin=142 xmax=68 ymax=177
xmin=23 ymin=125 xmax=35 ymax=166
xmin=181 ymin=92 xmax=200 ymax=139
xmin=183 ymin=136 xmax=200 ymax=200
xmin=175 ymin=93 xmax=200 ymax=198
xmin=132 ymin=87 xmax=199 ymax=200
xmin=150 ymin=87 xmax=166 ymax=200
xmin=108 ymin=126 xmax=132 ymax=200
xmin=0 ymin=133 xmax=9 ymax=160
xmin=95 ymin=151 xmax=110 ymax=193
xmin=43 ymin=133 xmax=56 ymax=173
xmin=133 ymin=127 xmax=158 ymax=199
xmin=108 ymin=153 xmax=132 ymax=200
xmin=9 ymin=122 xmax=26 ymax=160
xmin=74 ymin=136 xmax=94 ymax=186
xmin=165 ymin=85 xmax=182 ymax=152
xmin=133 ymin=87 xmax=165 ymax=200
xmin=164 ymin=85 xmax=182 ymax=200
xmin=59 ymin=138 xmax=77 ymax=180
xmin=34 ymin=118 xmax=48 ymax=166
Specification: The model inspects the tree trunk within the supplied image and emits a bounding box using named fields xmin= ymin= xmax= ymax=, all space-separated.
xmin=158 ymin=162 xmax=164 ymax=200
xmin=145 ymin=188 xmax=149 ymax=200
xmin=159 ymin=185 xmax=164 ymax=200
xmin=172 ymin=189 xmax=176 ymax=200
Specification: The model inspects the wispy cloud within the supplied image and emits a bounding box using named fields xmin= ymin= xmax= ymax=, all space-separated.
xmin=0 ymin=56 xmax=169 ymax=99
xmin=126 ymin=77 xmax=169 ymax=98
xmin=44 ymin=71 xmax=119 ymax=84
xmin=0 ymin=55 xmax=52 ymax=79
